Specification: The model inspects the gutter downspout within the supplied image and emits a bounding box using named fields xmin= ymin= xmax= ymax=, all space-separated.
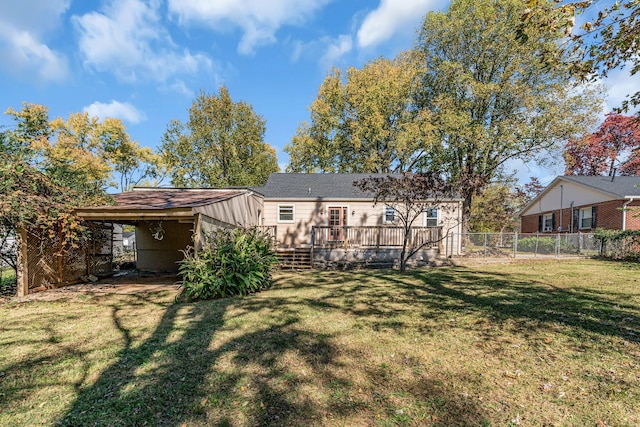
xmin=622 ymin=196 xmax=635 ymax=230
xmin=569 ymin=201 xmax=574 ymax=232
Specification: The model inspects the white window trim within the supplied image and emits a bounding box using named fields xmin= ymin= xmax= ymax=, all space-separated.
xmin=543 ymin=213 xmax=554 ymax=232
xmin=382 ymin=205 xmax=397 ymax=224
xmin=277 ymin=204 xmax=295 ymax=223
xmin=424 ymin=208 xmax=438 ymax=227
xmin=579 ymin=207 xmax=592 ymax=230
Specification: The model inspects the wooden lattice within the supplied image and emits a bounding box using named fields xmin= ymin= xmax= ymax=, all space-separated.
xmin=21 ymin=222 xmax=113 ymax=294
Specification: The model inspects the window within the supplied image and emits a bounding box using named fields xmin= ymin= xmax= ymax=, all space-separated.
xmin=278 ymin=205 xmax=294 ymax=223
xmin=543 ymin=213 xmax=554 ymax=231
xmin=580 ymin=207 xmax=593 ymax=229
xmin=424 ymin=208 xmax=438 ymax=227
xmin=383 ymin=206 xmax=397 ymax=224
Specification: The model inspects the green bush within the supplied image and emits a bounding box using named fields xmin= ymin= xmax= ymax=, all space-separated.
xmin=517 ymin=236 xmax=557 ymax=254
xmin=178 ymin=227 xmax=277 ymax=300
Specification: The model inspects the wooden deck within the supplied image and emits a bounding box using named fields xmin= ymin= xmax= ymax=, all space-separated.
xmin=276 ymin=248 xmax=312 ymax=269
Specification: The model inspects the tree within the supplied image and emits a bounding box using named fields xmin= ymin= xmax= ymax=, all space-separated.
xmin=6 ymin=103 xmax=160 ymax=193
xmin=413 ymin=0 xmax=601 ymax=234
xmin=521 ymin=0 xmax=640 ymax=112
xmin=286 ymin=52 xmax=431 ymax=173
xmin=470 ymin=177 xmax=544 ymax=232
xmin=564 ymin=112 xmax=640 ymax=175
xmin=98 ymin=118 xmax=165 ymax=190
xmin=353 ymin=173 xmax=457 ymax=272
xmin=160 ymin=86 xmax=279 ymax=187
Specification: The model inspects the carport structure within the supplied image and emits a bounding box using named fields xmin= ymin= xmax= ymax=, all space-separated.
xmin=17 ymin=188 xmax=263 ymax=296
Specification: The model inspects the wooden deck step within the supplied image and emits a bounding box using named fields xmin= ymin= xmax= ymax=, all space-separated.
xmin=276 ymin=248 xmax=312 ymax=269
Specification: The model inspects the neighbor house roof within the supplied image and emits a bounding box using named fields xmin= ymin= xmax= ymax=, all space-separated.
xmin=520 ymin=175 xmax=640 ymax=216
xmin=558 ymin=175 xmax=640 ymax=198
xmin=253 ymin=173 xmax=401 ymax=200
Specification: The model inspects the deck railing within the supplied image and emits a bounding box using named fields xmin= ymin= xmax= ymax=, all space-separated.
xmin=311 ymin=226 xmax=442 ymax=249
xmin=256 ymin=225 xmax=277 ymax=238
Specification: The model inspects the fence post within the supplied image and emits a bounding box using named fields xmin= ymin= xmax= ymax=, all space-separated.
xmin=556 ymin=234 xmax=560 ymax=257
xmin=513 ymin=232 xmax=518 ymax=258
xmin=578 ymin=232 xmax=582 ymax=254
xmin=534 ymin=233 xmax=539 ymax=257
xmin=484 ymin=233 xmax=487 ymax=258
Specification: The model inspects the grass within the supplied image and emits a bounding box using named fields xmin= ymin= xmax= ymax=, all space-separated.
xmin=0 ymin=259 xmax=639 ymax=426
xmin=1 ymin=267 xmax=16 ymax=298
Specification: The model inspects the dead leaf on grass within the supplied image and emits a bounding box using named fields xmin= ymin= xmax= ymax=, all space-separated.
xmin=505 ymin=369 xmax=522 ymax=379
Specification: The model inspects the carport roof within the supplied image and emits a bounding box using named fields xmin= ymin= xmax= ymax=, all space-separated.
xmin=75 ymin=188 xmax=250 ymax=220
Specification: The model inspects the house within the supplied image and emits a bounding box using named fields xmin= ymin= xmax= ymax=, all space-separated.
xmin=254 ymin=173 xmax=463 ymax=263
xmin=520 ymin=175 xmax=640 ymax=233
xmin=15 ymin=173 xmax=462 ymax=296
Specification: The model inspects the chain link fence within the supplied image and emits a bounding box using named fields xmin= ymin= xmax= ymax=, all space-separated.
xmin=454 ymin=232 xmax=600 ymax=258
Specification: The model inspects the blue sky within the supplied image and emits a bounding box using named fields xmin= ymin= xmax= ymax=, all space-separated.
xmin=0 ymin=0 xmax=637 ymax=187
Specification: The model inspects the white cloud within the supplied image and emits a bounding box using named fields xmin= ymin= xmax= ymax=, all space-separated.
xmin=72 ymin=0 xmax=211 ymax=83
xmin=83 ymin=100 xmax=146 ymax=124
xmin=601 ymin=65 xmax=640 ymax=115
xmin=0 ymin=0 xmax=71 ymax=83
xmin=356 ymin=0 xmax=442 ymax=49
xmin=320 ymin=35 xmax=353 ymax=68
xmin=167 ymin=0 xmax=332 ymax=55
xmin=0 ymin=0 xmax=70 ymax=34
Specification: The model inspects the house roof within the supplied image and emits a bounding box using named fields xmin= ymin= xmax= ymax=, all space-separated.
xmin=252 ymin=173 xmax=402 ymax=200
xmin=558 ymin=175 xmax=640 ymax=198
xmin=79 ymin=188 xmax=246 ymax=211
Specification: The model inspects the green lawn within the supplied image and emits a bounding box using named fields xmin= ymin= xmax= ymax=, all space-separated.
xmin=1 ymin=259 xmax=639 ymax=426
xmin=0 ymin=267 xmax=16 ymax=298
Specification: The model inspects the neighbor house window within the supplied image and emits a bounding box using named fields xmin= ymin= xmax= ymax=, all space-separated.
xmin=278 ymin=205 xmax=294 ymax=223
xmin=543 ymin=213 xmax=554 ymax=232
xmin=383 ymin=206 xmax=397 ymax=224
xmin=424 ymin=208 xmax=438 ymax=227
xmin=580 ymin=207 xmax=593 ymax=229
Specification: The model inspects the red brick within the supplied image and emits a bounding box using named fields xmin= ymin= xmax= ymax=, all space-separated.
xmin=520 ymin=199 xmax=640 ymax=232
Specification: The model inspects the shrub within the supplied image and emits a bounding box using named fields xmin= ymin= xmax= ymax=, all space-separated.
xmin=178 ymin=227 xmax=277 ymax=300
xmin=517 ymin=236 xmax=557 ymax=254
xmin=594 ymin=228 xmax=640 ymax=259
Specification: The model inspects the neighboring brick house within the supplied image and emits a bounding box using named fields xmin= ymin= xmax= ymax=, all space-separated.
xmin=520 ymin=176 xmax=640 ymax=233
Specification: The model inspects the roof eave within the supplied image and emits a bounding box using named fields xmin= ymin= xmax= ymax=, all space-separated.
xmin=75 ymin=207 xmax=195 ymax=221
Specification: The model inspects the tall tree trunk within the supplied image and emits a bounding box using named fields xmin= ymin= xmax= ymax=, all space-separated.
xmin=399 ymin=228 xmax=410 ymax=273
xmin=461 ymin=193 xmax=473 ymax=236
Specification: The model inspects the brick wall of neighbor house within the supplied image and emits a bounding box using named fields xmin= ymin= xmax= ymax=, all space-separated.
xmin=624 ymin=201 xmax=640 ymax=229
xmin=521 ymin=199 xmax=633 ymax=233
xmin=520 ymin=214 xmax=540 ymax=233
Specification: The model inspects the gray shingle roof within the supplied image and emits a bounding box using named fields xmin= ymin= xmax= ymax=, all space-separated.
xmin=560 ymin=175 xmax=640 ymax=198
xmin=79 ymin=188 xmax=246 ymax=211
xmin=252 ymin=173 xmax=401 ymax=199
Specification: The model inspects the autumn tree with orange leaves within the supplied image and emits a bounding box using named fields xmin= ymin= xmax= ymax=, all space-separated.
xmin=564 ymin=113 xmax=640 ymax=176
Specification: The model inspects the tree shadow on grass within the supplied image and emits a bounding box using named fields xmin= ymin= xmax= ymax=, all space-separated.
xmin=275 ymin=266 xmax=640 ymax=344
xmin=393 ymin=267 xmax=640 ymax=343
xmin=52 ymin=277 xmax=491 ymax=426
xmin=55 ymin=292 xmax=351 ymax=426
